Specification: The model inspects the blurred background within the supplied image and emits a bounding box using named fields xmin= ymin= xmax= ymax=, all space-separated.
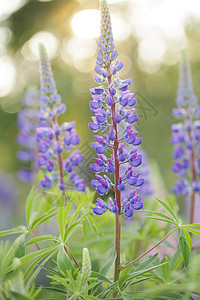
xmin=0 ymin=0 xmax=200 ymax=227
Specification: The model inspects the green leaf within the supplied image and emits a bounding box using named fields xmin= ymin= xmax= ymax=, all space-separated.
xmin=122 ymin=276 xmax=154 ymax=292
xmin=25 ymin=235 xmax=59 ymax=246
xmin=100 ymin=251 xmax=116 ymax=276
xmin=30 ymin=208 xmax=57 ymax=231
xmin=182 ymin=228 xmax=192 ymax=250
xmin=0 ymin=226 xmax=27 ymax=238
xmin=155 ymin=198 xmax=179 ymax=222
xmin=24 ymin=251 xmax=51 ymax=279
xmin=169 ymin=248 xmax=182 ymax=274
xmin=57 ymin=246 xmax=75 ymax=275
xmin=87 ymin=215 xmax=102 ymax=236
xmin=57 ymin=197 xmax=74 ymax=242
xmin=179 ymin=228 xmax=190 ymax=268
xmin=144 ymin=210 xmax=177 ymax=225
xmin=81 ymin=282 xmax=100 ymax=293
xmin=82 ymin=219 xmax=88 ymax=238
xmin=0 ymin=241 xmax=14 ymax=278
xmin=5 ymin=247 xmax=57 ymax=274
xmin=26 ymin=248 xmax=58 ymax=288
xmin=8 ymin=291 xmax=31 ymax=300
xmin=134 ymin=253 xmax=159 ymax=272
xmin=83 ymin=296 xmax=99 ymax=300
xmin=64 ymin=223 xmax=82 ymax=243
xmin=13 ymin=234 xmax=25 ymax=258
xmin=184 ymin=227 xmax=200 ymax=237
xmin=183 ymin=223 xmax=200 ymax=230
xmin=90 ymin=271 xmax=113 ymax=285
xmin=145 ymin=216 xmax=177 ymax=225
xmin=25 ymin=187 xmax=38 ymax=227
xmin=68 ymin=202 xmax=85 ymax=226
xmin=41 ymin=287 xmax=67 ymax=295
xmin=121 ymin=263 xmax=168 ymax=288
xmin=161 ymin=257 xmax=169 ymax=281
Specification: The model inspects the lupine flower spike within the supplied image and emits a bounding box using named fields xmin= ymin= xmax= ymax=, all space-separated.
xmin=38 ymin=44 xmax=86 ymax=192
xmin=89 ymin=0 xmax=144 ymax=220
xmin=171 ymin=50 xmax=200 ymax=223
xmin=17 ymin=89 xmax=40 ymax=182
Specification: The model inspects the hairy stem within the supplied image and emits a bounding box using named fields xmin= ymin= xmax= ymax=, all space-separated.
xmin=108 ymin=72 xmax=121 ymax=282
xmin=52 ymin=117 xmax=66 ymax=200
xmin=186 ymin=115 xmax=197 ymax=224
xmin=121 ymin=226 xmax=179 ymax=270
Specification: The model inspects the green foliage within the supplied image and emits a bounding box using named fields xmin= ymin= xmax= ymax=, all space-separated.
xmin=0 ymin=188 xmax=200 ymax=299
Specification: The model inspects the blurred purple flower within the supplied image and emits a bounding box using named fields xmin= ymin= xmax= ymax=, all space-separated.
xmin=38 ymin=44 xmax=86 ymax=192
xmin=171 ymin=51 xmax=200 ymax=199
xmin=17 ymin=89 xmax=40 ymax=182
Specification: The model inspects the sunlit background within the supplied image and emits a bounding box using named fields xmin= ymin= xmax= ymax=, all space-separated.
xmin=0 ymin=0 xmax=200 ymax=226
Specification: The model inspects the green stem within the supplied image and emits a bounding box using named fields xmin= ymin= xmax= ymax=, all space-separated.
xmin=1 ymin=290 xmax=10 ymax=300
xmin=121 ymin=226 xmax=179 ymax=270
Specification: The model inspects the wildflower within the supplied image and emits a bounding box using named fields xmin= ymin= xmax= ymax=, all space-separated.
xmin=171 ymin=51 xmax=200 ymax=199
xmin=17 ymin=89 xmax=40 ymax=182
xmin=38 ymin=44 xmax=86 ymax=192
xmin=90 ymin=0 xmax=144 ymax=218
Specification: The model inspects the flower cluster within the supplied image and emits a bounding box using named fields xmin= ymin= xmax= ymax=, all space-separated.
xmin=38 ymin=44 xmax=86 ymax=192
xmin=171 ymin=51 xmax=200 ymax=197
xmin=121 ymin=147 xmax=153 ymax=201
xmin=89 ymin=0 xmax=144 ymax=218
xmin=17 ymin=89 xmax=40 ymax=182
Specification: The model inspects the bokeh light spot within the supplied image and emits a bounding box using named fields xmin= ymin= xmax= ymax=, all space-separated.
xmin=28 ymin=31 xmax=58 ymax=59
xmin=71 ymin=10 xmax=100 ymax=38
xmin=0 ymin=57 xmax=16 ymax=97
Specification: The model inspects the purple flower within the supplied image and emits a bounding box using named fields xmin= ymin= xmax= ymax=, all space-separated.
xmin=171 ymin=51 xmax=200 ymax=199
xmin=90 ymin=0 xmax=143 ymax=218
xmin=17 ymin=89 xmax=40 ymax=182
xmin=38 ymin=44 xmax=86 ymax=191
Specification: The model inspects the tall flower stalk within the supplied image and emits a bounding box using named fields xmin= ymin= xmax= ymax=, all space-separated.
xmin=171 ymin=51 xmax=200 ymax=223
xmin=89 ymin=0 xmax=144 ymax=281
xmin=17 ymin=89 xmax=40 ymax=182
xmin=38 ymin=44 xmax=86 ymax=194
